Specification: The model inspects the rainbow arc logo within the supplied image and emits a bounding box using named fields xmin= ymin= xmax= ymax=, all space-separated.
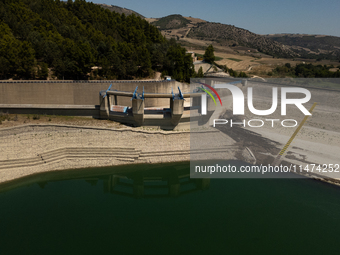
xmin=197 ymin=83 xmax=222 ymax=106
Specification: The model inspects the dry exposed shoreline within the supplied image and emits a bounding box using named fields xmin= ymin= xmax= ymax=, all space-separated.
xmin=0 ymin=123 xmax=194 ymax=184
xmin=1 ymin=112 xmax=340 ymax=187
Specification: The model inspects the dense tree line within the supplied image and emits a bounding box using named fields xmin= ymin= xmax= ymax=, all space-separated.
xmin=270 ymin=63 xmax=340 ymax=78
xmin=0 ymin=0 xmax=195 ymax=81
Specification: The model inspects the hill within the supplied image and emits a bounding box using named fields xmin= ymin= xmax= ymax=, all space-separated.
xmin=151 ymin=14 xmax=297 ymax=58
xmin=148 ymin=14 xmax=340 ymax=77
xmin=187 ymin=22 xmax=297 ymax=58
xmin=0 ymin=0 xmax=194 ymax=81
xmin=151 ymin=14 xmax=190 ymax=30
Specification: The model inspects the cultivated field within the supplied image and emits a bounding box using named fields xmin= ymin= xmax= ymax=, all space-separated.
xmin=193 ymin=49 xmax=340 ymax=77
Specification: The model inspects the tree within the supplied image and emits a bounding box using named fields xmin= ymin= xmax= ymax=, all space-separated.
xmin=197 ymin=66 xmax=204 ymax=77
xmin=0 ymin=57 xmax=10 ymax=79
xmin=238 ymin=71 xmax=248 ymax=78
xmin=203 ymin=45 xmax=215 ymax=63
xmin=37 ymin=62 xmax=49 ymax=79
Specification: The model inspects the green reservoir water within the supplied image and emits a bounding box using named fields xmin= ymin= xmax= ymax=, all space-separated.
xmin=1 ymin=162 xmax=340 ymax=255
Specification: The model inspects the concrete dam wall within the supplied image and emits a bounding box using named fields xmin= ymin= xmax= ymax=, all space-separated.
xmin=0 ymin=80 xmax=190 ymax=107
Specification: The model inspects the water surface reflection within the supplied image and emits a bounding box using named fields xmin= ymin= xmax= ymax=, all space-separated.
xmin=0 ymin=162 xmax=209 ymax=198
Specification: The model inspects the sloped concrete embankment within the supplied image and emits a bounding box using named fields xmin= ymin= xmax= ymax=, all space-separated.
xmin=0 ymin=145 xmax=243 ymax=171
xmin=0 ymin=124 xmax=243 ymax=183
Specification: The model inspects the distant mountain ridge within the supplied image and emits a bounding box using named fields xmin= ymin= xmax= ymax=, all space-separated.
xmin=187 ymin=22 xmax=297 ymax=58
xmin=150 ymin=14 xmax=340 ymax=60
xmin=151 ymin=15 xmax=297 ymax=58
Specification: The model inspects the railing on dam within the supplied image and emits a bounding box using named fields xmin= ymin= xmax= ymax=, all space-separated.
xmin=0 ymin=79 xmax=181 ymax=106
xmin=106 ymin=90 xmax=202 ymax=98
xmin=0 ymin=80 xmax=173 ymax=83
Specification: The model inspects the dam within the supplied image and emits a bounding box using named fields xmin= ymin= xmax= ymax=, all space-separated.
xmin=0 ymin=79 xmax=194 ymax=129
xmin=0 ymin=79 xmax=232 ymax=129
xmin=1 ymin=78 xmax=340 ymax=183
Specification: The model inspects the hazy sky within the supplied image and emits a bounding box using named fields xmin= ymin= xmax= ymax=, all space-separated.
xmin=88 ymin=0 xmax=340 ymax=37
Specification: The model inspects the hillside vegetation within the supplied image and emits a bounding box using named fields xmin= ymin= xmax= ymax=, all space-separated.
xmin=0 ymin=0 xmax=195 ymax=81
xmin=151 ymin=14 xmax=340 ymax=63
xmin=187 ymin=22 xmax=297 ymax=58
xmin=151 ymin=15 xmax=298 ymax=58
xmin=152 ymin=15 xmax=190 ymax=30
xmin=270 ymin=63 xmax=340 ymax=78
xmin=265 ymin=34 xmax=340 ymax=60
